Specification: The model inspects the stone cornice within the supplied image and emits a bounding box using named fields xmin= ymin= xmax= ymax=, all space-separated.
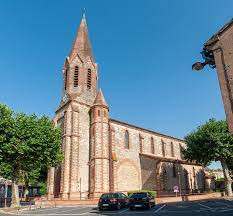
xmin=139 ymin=153 xmax=201 ymax=166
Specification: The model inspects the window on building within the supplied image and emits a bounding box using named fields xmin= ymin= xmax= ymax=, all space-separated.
xmin=161 ymin=140 xmax=166 ymax=157
xmin=104 ymin=110 xmax=106 ymax=117
xmin=172 ymin=163 xmax=176 ymax=178
xmin=160 ymin=167 xmax=168 ymax=191
xmin=171 ymin=142 xmax=174 ymax=157
xmin=139 ymin=134 xmax=143 ymax=153
xmin=87 ymin=69 xmax=92 ymax=89
xmin=179 ymin=143 xmax=184 ymax=160
xmin=151 ymin=137 xmax=155 ymax=154
xmin=74 ymin=66 xmax=79 ymax=87
xmin=64 ymin=69 xmax=68 ymax=90
xmin=184 ymin=169 xmax=190 ymax=190
xmin=125 ymin=130 xmax=129 ymax=149
xmin=98 ymin=110 xmax=100 ymax=117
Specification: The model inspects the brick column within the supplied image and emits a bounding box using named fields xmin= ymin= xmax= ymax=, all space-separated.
xmin=69 ymin=110 xmax=80 ymax=199
xmin=47 ymin=167 xmax=55 ymax=200
xmin=61 ymin=110 xmax=72 ymax=200
xmin=89 ymin=97 xmax=110 ymax=198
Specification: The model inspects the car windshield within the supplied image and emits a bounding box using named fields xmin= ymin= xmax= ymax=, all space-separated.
xmin=130 ymin=193 xmax=147 ymax=198
xmin=100 ymin=193 xmax=117 ymax=199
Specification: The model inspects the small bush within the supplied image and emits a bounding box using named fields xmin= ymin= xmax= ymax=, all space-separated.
xmin=38 ymin=182 xmax=47 ymax=195
xmin=127 ymin=190 xmax=156 ymax=198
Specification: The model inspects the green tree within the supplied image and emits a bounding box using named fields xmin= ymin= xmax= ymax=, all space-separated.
xmin=184 ymin=119 xmax=233 ymax=196
xmin=0 ymin=104 xmax=63 ymax=206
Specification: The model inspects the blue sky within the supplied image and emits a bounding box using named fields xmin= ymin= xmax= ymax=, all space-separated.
xmin=0 ymin=0 xmax=232 ymax=168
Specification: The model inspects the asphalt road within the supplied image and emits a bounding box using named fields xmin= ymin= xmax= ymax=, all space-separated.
xmin=1 ymin=199 xmax=233 ymax=216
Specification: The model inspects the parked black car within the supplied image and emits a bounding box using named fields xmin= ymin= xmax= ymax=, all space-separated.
xmin=98 ymin=192 xmax=128 ymax=210
xmin=128 ymin=192 xmax=155 ymax=210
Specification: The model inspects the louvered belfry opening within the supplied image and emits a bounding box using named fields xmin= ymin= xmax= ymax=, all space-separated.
xmin=87 ymin=68 xmax=92 ymax=89
xmin=64 ymin=69 xmax=68 ymax=90
xmin=74 ymin=66 xmax=79 ymax=87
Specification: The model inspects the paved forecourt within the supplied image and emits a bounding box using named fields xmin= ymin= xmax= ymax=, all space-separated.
xmin=2 ymin=199 xmax=233 ymax=216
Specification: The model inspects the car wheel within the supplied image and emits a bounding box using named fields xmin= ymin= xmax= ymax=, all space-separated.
xmin=129 ymin=207 xmax=134 ymax=211
xmin=99 ymin=207 xmax=103 ymax=211
xmin=117 ymin=202 xmax=121 ymax=210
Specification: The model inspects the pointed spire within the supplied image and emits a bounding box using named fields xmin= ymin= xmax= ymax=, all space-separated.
xmin=69 ymin=14 xmax=94 ymax=62
xmin=93 ymin=89 xmax=108 ymax=106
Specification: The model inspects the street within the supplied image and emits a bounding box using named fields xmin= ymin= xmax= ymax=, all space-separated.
xmin=1 ymin=199 xmax=233 ymax=216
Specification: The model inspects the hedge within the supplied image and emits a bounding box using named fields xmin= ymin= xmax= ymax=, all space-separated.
xmin=127 ymin=190 xmax=156 ymax=198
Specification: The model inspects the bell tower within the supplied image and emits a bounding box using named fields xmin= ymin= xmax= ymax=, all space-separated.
xmin=62 ymin=14 xmax=98 ymax=106
xmin=48 ymin=14 xmax=99 ymax=200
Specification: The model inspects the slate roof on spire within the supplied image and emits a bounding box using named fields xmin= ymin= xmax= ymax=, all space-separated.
xmin=93 ymin=89 xmax=108 ymax=106
xmin=69 ymin=14 xmax=94 ymax=62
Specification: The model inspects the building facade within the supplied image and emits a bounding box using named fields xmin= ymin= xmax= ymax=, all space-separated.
xmin=47 ymin=15 xmax=206 ymax=200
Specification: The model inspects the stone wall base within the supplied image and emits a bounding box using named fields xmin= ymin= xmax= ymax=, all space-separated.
xmin=69 ymin=192 xmax=81 ymax=200
xmin=156 ymin=192 xmax=221 ymax=204
xmin=36 ymin=192 xmax=222 ymax=207
xmin=89 ymin=192 xmax=106 ymax=199
xmin=61 ymin=193 xmax=69 ymax=200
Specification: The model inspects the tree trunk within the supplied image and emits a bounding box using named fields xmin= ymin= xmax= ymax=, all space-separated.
xmin=220 ymin=160 xmax=233 ymax=196
xmin=24 ymin=180 xmax=29 ymax=201
xmin=11 ymin=178 xmax=20 ymax=207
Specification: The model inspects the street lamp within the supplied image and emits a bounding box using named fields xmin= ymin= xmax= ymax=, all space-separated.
xmin=192 ymin=49 xmax=216 ymax=71
xmin=192 ymin=62 xmax=207 ymax=71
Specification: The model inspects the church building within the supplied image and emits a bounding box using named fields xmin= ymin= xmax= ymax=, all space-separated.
xmin=47 ymin=15 xmax=206 ymax=200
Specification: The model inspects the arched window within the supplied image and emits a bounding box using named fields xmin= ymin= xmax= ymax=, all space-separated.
xmin=151 ymin=137 xmax=155 ymax=154
xmin=74 ymin=66 xmax=79 ymax=87
xmin=64 ymin=69 xmax=68 ymax=90
xmin=184 ymin=170 xmax=190 ymax=191
xmin=125 ymin=130 xmax=129 ymax=149
xmin=98 ymin=110 xmax=100 ymax=117
xmin=179 ymin=143 xmax=184 ymax=160
xmin=171 ymin=142 xmax=174 ymax=157
xmin=161 ymin=140 xmax=166 ymax=157
xmin=87 ymin=68 xmax=91 ymax=89
xmin=160 ymin=167 xmax=168 ymax=191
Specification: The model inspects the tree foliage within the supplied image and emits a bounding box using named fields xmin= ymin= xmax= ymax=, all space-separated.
xmin=0 ymin=104 xmax=63 ymax=205
xmin=184 ymin=118 xmax=233 ymax=196
xmin=184 ymin=119 xmax=233 ymax=165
